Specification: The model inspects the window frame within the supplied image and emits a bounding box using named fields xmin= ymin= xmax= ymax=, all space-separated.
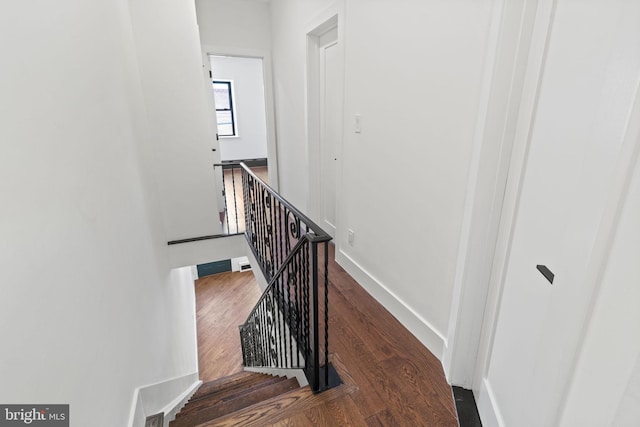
xmin=213 ymin=80 xmax=238 ymax=138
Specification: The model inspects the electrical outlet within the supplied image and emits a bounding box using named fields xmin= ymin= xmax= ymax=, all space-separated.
xmin=348 ymin=229 xmax=355 ymax=246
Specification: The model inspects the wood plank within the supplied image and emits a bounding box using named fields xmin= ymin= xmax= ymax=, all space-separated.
xmin=195 ymin=270 xmax=262 ymax=382
xmin=191 ymin=371 xmax=259 ymax=401
xmin=364 ymin=409 xmax=401 ymax=427
xmin=178 ymin=376 xmax=286 ymax=417
xmin=172 ymin=378 xmax=300 ymax=427
xmin=198 ymin=383 xmax=357 ymax=427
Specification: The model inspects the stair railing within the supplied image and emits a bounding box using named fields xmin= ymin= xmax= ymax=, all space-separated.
xmin=238 ymin=163 xmax=332 ymax=393
xmin=213 ymin=163 xmax=244 ymax=235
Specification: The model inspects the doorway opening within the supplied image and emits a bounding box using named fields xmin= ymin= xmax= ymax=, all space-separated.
xmin=206 ymin=52 xmax=278 ymax=234
xmin=209 ymin=55 xmax=269 ymax=167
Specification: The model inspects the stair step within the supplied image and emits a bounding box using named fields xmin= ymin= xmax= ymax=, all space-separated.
xmin=197 ymin=382 xmax=353 ymax=427
xmin=190 ymin=371 xmax=260 ymax=401
xmin=176 ymin=375 xmax=287 ymax=418
xmin=169 ymin=377 xmax=300 ymax=427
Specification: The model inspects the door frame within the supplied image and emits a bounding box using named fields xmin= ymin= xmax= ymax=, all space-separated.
xmin=201 ymin=45 xmax=280 ymax=191
xmin=305 ymin=1 xmax=345 ymax=239
xmin=463 ymin=0 xmax=557 ymax=422
xmin=442 ymin=0 xmax=548 ymax=390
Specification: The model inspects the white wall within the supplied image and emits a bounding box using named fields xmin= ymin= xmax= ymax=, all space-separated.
xmin=614 ymin=353 xmax=640 ymax=426
xmin=270 ymin=0 xmax=494 ymax=357
xmin=210 ymin=55 xmax=268 ymax=161
xmin=269 ymin=0 xmax=331 ymax=209
xmin=195 ymin=0 xmax=272 ymax=51
xmin=128 ymin=0 xmax=222 ymax=242
xmin=0 ymin=0 xmax=214 ymax=425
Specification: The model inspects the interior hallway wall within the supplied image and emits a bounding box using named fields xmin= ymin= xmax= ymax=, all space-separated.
xmin=0 ymin=0 xmax=217 ymax=424
xmin=129 ymin=0 xmax=221 ymax=242
xmin=195 ymin=0 xmax=272 ymax=51
xmin=270 ymin=0 xmax=494 ymax=357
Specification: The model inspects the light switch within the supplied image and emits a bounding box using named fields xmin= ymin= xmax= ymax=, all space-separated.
xmin=355 ymin=114 xmax=362 ymax=133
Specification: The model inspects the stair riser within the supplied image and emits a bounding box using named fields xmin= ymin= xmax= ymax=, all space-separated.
xmin=176 ymin=376 xmax=286 ymax=417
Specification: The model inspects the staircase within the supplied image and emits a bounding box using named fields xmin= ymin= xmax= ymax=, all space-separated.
xmin=169 ymin=371 xmax=300 ymax=427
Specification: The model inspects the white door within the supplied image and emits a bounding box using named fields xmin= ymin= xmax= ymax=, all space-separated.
xmin=318 ymin=27 xmax=342 ymax=237
xmin=481 ymin=0 xmax=640 ymax=425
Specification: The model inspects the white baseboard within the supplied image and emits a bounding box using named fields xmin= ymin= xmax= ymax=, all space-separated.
xmin=162 ymin=379 xmax=202 ymax=427
xmin=128 ymin=372 xmax=201 ymax=427
xmin=476 ymin=378 xmax=504 ymax=427
xmin=335 ymin=249 xmax=446 ymax=360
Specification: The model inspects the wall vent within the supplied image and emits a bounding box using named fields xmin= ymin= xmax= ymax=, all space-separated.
xmin=239 ymin=259 xmax=252 ymax=271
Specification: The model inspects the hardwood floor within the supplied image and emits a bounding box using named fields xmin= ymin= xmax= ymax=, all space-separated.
xmin=196 ymin=270 xmax=262 ymax=381
xmin=195 ymin=243 xmax=458 ymax=425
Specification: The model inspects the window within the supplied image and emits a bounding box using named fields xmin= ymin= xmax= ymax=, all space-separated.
xmin=213 ymin=80 xmax=236 ymax=137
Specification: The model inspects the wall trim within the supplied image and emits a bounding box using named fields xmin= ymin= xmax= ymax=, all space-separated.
xmin=161 ymin=379 xmax=201 ymax=427
xmin=473 ymin=0 xmax=558 ymax=398
xmin=335 ymin=249 xmax=445 ymax=360
xmin=476 ymin=379 xmax=505 ymax=427
xmin=305 ymin=0 xmax=345 ymax=233
xmin=128 ymin=372 xmax=201 ymax=427
xmin=443 ymin=0 xmax=508 ymax=387
xmin=168 ymin=233 xmax=246 ymax=269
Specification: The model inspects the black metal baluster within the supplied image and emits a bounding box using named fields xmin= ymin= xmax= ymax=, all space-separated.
xmin=303 ymin=241 xmax=310 ymax=368
xmin=236 ymin=163 xmax=334 ymax=390
xmin=259 ymin=188 xmax=267 ymax=273
xmin=268 ymin=194 xmax=275 ymax=279
xmin=230 ymin=166 xmax=239 ymax=233
xmin=276 ymin=279 xmax=286 ymax=367
xmin=219 ymin=166 xmax=230 ymax=235
xmin=282 ymin=207 xmax=288 ymax=255
xmin=324 ymin=240 xmax=329 ymax=390
xmin=311 ymin=242 xmax=320 ymax=391
xmin=256 ymin=186 xmax=263 ymax=267
xmin=302 ymin=246 xmax=308 ymax=366
xmin=277 ymin=201 xmax=283 ymax=276
xmin=287 ymin=259 xmax=294 ymax=366
xmin=294 ymin=247 xmax=302 ymax=368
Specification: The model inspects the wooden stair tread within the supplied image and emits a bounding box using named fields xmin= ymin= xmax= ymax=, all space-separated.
xmin=197 ymin=382 xmax=356 ymax=427
xmin=170 ymin=377 xmax=300 ymax=427
xmin=191 ymin=371 xmax=262 ymax=401
xmin=176 ymin=375 xmax=287 ymax=417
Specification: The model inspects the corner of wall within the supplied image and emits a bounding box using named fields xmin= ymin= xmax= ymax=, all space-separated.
xmin=128 ymin=373 xmax=201 ymax=427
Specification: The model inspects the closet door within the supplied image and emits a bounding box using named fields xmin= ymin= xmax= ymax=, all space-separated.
xmin=482 ymin=0 xmax=640 ymax=425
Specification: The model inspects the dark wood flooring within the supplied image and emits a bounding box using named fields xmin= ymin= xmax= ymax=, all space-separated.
xmin=195 ymin=244 xmax=458 ymax=426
